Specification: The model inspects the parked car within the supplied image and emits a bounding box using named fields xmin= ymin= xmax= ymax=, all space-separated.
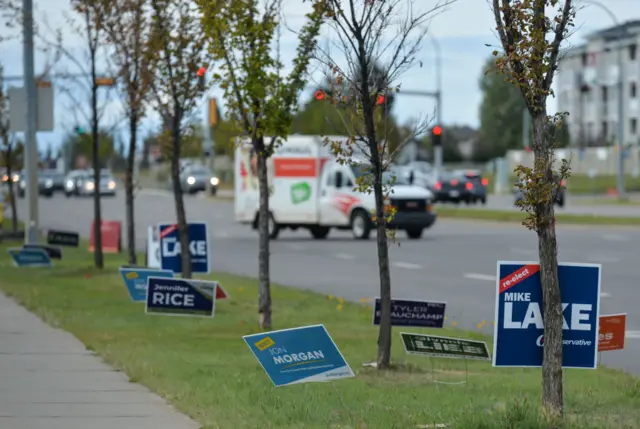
xmin=177 ymin=165 xmax=219 ymax=195
xmin=514 ymin=174 xmax=566 ymax=207
xmin=65 ymin=169 xmax=117 ymax=197
xmin=433 ymin=170 xmax=488 ymax=204
xmin=18 ymin=169 xmax=65 ymax=197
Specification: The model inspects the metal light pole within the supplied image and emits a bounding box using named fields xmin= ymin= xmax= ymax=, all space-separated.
xmin=22 ymin=0 xmax=39 ymax=244
xmin=430 ymin=35 xmax=443 ymax=176
xmin=584 ymin=0 xmax=626 ymax=198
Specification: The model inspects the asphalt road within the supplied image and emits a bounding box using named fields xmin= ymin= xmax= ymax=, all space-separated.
xmin=13 ymin=190 xmax=640 ymax=376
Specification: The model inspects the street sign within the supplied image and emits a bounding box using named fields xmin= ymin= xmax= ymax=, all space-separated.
xmin=47 ymin=229 xmax=79 ymax=247
xmin=7 ymin=85 xmax=54 ymax=132
xmin=372 ymin=298 xmax=446 ymax=328
xmin=400 ymin=332 xmax=490 ymax=361
xmin=118 ymin=267 xmax=175 ymax=302
xmin=158 ymin=222 xmax=210 ymax=274
xmin=243 ymin=324 xmax=354 ymax=387
xmin=598 ymin=313 xmax=626 ymax=352
xmin=493 ymin=261 xmax=601 ymax=369
xmin=23 ymin=244 xmax=62 ymax=259
xmin=145 ymin=276 xmax=216 ymax=317
xmin=8 ymin=247 xmax=52 ymax=267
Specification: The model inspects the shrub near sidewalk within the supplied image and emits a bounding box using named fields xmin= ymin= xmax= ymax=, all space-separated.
xmin=0 ymin=244 xmax=638 ymax=428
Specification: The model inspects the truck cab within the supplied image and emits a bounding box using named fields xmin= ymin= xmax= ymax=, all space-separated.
xmin=234 ymin=135 xmax=437 ymax=240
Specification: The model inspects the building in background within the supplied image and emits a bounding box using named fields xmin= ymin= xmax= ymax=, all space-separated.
xmin=557 ymin=20 xmax=640 ymax=148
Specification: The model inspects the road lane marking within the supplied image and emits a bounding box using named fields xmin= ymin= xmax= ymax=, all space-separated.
xmin=335 ymin=253 xmax=355 ymax=260
xmin=392 ymin=261 xmax=422 ymax=270
xmin=626 ymin=331 xmax=640 ymax=339
xmin=464 ymin=273 xmax=496 ymax=281
xmin=600 ymin=292 xmax=611 ymax=298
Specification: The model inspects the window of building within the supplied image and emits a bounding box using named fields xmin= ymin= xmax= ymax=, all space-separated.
xmin=602 ymin=121 xmax=608 ymax=136
xmin=631 ymin=82 xmax=637 ymax=99
xmin=602 ymin=86 xmax=608 ymax=102
xmin=632 ymin=118 xmax=638 ymax=135
xmin=630 ymin=44 xmax=637 ymax=61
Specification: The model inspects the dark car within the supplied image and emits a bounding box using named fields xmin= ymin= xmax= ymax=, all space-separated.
xmin=433 ymin=170 xmax=489 ymax=204
xmin=514 ymin=175 xmax=566 ymax=207
xmin=178 ymin=165 xmax=219 ymax=195
xmin=18 ymin=170 xmax=66 ymax=198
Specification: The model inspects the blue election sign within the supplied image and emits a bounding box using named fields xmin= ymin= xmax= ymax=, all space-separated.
xmin=373 ymin=297 xmax=446 ymax=328
xmin=493 ymin=261 xmax=601 ymax=369
xmin=158 ymin=222 xmax=210 ymax=274
xmin=8 ymin=247 xmax=52 ymax=267
xmin=243 ymin=324 xmax=355 ymax=387
xmin=118 ymin=267 xmax=175 ymax=302
xmin=145 ymin=276 xmax=217 ymax=317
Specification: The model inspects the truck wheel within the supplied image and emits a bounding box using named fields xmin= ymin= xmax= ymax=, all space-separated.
xmin=267 ymin=212 xmax=280 ymax=240
xmin=406 ymin=228 xmax=423 ymax=239
xmin=310 ymin=226 xmax=330 ymax=239
xmin=350 ymin=209 xmax=371 ymax=240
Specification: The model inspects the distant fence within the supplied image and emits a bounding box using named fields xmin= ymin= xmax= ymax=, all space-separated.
xmin=506 ymin=147 xmax=640 ymax=177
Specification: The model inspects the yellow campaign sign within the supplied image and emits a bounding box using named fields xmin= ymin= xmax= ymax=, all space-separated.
xmin=125 ymin=271 xmax=139 ymax=279
xmin=255 ymin=336 xmax=275 ymax=351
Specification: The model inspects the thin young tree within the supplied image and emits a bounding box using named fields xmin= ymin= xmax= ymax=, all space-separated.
xmin=491 ymin=0 xmax=575 ymax=418
xmin=52 ymin=0 xmax=111 ymax=268
xmin=147 ymin=0 xmax=209 ymax=278
xmin=103 ymin=0 xmax=152 ymax=265
xmin=315 ymin=0 xmax=441 ymax=368
xmin=0 ymin=68 xmax=19 ymax=233
xmin=198 ymin=0 xmax=324 ymax=329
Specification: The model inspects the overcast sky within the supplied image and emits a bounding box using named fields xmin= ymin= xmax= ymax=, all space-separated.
xmin=0 ymin=0 xmax=638 ymax=153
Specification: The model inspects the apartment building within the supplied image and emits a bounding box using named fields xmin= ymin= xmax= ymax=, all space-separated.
xmin=557 ymin=20 xmax=640 ymax=147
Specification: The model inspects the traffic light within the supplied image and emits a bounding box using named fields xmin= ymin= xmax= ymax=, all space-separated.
xmin=314 ymin=89 xmax=326 ymax=101
xmin=75 ymin=126 xmax=85 ymax=135
xmin=431 ymin=125 xmax=442 ymax=146
xmin=197 ymin=67 xmax=206 ymax=91
xmin=375 ymin=94 xmax=385 ymax=105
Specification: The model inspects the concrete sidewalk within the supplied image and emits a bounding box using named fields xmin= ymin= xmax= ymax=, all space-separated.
xmin=0 ymin=293 xmax=200 ymax=429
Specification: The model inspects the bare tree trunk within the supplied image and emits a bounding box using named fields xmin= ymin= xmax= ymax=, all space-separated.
xmin=532 ymin=110 xmax=563 ymax=417
xmin=255 ymin=137 xmax=272 ymax=330
xmin=170 ymin=122 xmax=192 ymax=279
xmin=91 ymin=72 xmax=104 ymax=269
xmin=5 ymin=145 xmax=18 ymax=233
xmin=373 ymin=175 xmax=392 ymax=369
xmin=125 ymin=113 xmax=138 ymax=265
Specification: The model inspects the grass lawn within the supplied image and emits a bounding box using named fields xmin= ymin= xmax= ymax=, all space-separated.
xmin=435 ymin=207 xmax=640 ymax=226
xmin=0 ymin=241 xmax=638 ymax=428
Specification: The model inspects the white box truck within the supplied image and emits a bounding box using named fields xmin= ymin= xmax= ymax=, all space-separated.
xmin=234 ymin=135 xmax=437 ymax=240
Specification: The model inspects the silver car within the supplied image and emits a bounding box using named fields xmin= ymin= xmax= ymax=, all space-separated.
xmin=177 ymin=165 xmax=219 ymax=195
xmin=65 ymin=169 xmax=117 ymax=197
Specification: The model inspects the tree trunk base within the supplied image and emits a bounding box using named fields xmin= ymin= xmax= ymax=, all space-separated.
xmin=259 ymin=312 xmax=272 ymax=331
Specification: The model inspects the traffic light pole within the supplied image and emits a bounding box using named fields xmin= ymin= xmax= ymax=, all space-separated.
xmin=431 ymin=35 xmax=443 ymax=177
xmin=22 ymin=0 xmax=39 ymax=245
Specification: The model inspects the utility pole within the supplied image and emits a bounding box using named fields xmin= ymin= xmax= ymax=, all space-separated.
xmin=22 ymin=0 xmax=39 ymax=244
xmin=431 ymin=36 xmax=443 ymax=177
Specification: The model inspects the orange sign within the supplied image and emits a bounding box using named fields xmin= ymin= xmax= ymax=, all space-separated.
xmin=89 ymin=220 xmax=122 ymax=254
xmin=273 ymin=158 xmax=318 ymax=178
xmin=598 ymin=313 xmax=626 ymax=352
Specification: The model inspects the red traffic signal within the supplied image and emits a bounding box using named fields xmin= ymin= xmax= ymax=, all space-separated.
xmin=197 ymin=67 xmax=206 ymax=77
xmin=376 ymin=94 xmax=385 ymax=105
xmin=314 ymin=89 xmax=326 ymax=101
xmin=432 ymin=125 xmax=442 ymax=136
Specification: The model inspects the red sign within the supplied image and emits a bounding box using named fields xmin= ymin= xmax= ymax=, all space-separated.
xmin=598 ymin=313 xmax=626 ymax=352
xmin=216 ymin=284 xmax=229 ymax=300
xmin=89 ymin=220 xmax=122 ymax=254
